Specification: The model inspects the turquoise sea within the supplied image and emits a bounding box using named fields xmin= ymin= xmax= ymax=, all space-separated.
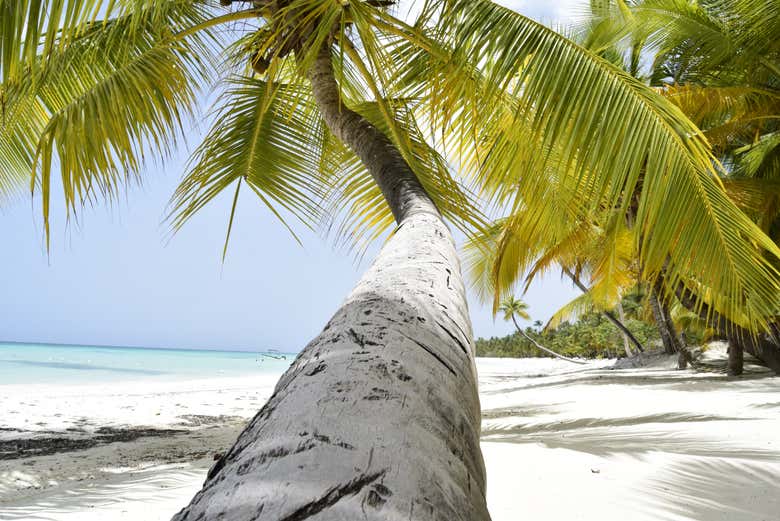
xmin=0 ymin=341 xmax=295 ymax=385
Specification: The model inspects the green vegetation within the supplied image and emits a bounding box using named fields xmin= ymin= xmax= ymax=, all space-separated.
xmin=476 ymin=312 xmax=659 ymax=360
xmin=467 ymin=0 xmax=780 ymax=373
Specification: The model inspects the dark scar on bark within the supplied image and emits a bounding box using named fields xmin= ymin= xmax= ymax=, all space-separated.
xmin=278 ymin=470 xmax=387 ymax=521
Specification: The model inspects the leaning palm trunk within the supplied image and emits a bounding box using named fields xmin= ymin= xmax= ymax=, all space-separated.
xmin=648 ymin=289 xmax=694 ymax=369
xmin=510 ymin=315 xmax=586 ymax=365
xmin=173 ymin=47 xmax=490 ymax=521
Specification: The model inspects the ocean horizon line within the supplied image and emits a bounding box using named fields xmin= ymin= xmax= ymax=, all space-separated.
xmin=0 ymin=339 xmax=297 ymax=356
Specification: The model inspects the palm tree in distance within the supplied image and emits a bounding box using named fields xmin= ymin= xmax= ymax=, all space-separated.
xmin=2 ymin=0 xmax=780 ymax=518
xmin=499 ymin=296 xmax=587 ymax=364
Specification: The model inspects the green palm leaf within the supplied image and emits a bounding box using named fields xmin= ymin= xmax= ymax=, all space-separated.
xmin=403 ymin=0 xmax=780 ymax=329
xmin=0 ymin=0 xmax=106 ymax=80
xmin=0 ymin=1 xmax=217 ymax=245
xmin=168 ymin=76 xmax=327 ymax=255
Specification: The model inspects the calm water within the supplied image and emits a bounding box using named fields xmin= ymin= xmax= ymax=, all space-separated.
xmin=0 ymin=342 xmax=295 ymax=385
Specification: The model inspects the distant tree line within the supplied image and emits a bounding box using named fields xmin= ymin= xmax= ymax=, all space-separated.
xmin=476 ymin=311 xmax=659 ymax=359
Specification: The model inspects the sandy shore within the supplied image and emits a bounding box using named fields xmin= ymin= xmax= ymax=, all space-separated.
xmin=2 ymin=351 xmax=779 ymax=520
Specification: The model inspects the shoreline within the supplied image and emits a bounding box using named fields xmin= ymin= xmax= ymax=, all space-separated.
xmin=3 ymin=356 xmax=780 ymax=520
xmin=0 ymin=339 xmax=297 ymax=357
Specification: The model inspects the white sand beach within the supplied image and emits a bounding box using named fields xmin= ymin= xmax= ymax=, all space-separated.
xmin=2 ymin=351 xmax=779 ymax=521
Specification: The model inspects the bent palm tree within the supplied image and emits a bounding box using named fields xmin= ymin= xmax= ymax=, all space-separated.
xmin=467 ymin=211 xmax=647 ymax=355
xmin=499 ymin=296 xmax=587 ymax=364
xmin=3 ymin=0 xmax=780 ymax=518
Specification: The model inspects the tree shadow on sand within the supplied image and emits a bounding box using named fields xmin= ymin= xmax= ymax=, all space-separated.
xmin=0 ymin=464 xmax=206 ymax=520
xmin=482 ymin=412 xmax=778 ymax=460
xmin=486 ymin=370 xmax=779 ymax=395
xmin=627 ymin=457 xmax=780 ymax=521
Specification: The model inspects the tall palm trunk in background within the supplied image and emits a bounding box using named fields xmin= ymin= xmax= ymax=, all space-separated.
xmin=616 ymin=302 xmax=634 ymax=357
xmin=563 ymin=268 xmax=645 ymax=353
xmin=648 ymin=289 xmax=680 ymax=355
xmin=649 ymin=288 xmax=694 ymax=369
xmin=173 ymin=46 xmax=490 ymax=521
xmin=649 ymin=289 xmax=677 ymax=356
xmin=728 ymin=337 xmax=744 ymax=376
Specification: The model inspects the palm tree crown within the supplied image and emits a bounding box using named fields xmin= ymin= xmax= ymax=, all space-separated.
xmin=499 ymin=296 xmax=531 ymax=323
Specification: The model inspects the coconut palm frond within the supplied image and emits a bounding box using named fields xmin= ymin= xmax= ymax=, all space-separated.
xmin=168 ymin=76 xmax=327 ymax=254
xmin=546 ymin=292 xmax=596 ymax=330
xmin=0 ymin=1 xmax=218 ymax=246
xmin=401 ymin=0 xmax=780 ymax=329
xmin=0 ymin=0 xmax=109 ymax=80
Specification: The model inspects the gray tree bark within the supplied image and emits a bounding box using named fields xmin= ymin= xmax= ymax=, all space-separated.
xmin=172 ymin=45 xmax=490 ymax=520
xmin=675 ymin=282 xmax=780 ymax=375
xmin=648 ymin=288 xmax=694 ymax=369
xmin=728 ymin=337 xmax=744 ymax=376
xmin=616 ymin=302 xmax=634 ymax=357
xmin=649 ymin=289 xmax=680 ymax=355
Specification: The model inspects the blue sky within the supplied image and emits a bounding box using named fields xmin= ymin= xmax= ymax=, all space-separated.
xmin=0 ymin=1 xmax=582 ymax=352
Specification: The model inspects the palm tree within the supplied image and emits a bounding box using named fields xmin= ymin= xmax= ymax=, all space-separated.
xmin=465 ymin=208 xmax=665 ymax=361
xmin=468 ymin=0 xmax=779 ymax=373
xmin=619 ymin=0 xmax=780 ymax=374
xmin=3 ymin=0 xmax=780 ymax=517
xmin=499 ymin=296 xmax=587 ymax=364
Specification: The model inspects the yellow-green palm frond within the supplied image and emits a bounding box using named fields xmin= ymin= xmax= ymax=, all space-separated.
xmin=0 ymin=1 xmax=218 ymax=246
xmin=0 ymin=0 xmax=108 ymax=80
xmin=168 ymin=76 xmax=328 ymax=256
xmin=636 ymin=0 xmax=779 ymax=83
xmin=523 ymin=219 xmax=599 ymax=294
xmin=463 ymin=219 xmax=509 ymax=304
xmin=319 ymin=96 xmax=485 ymax=253
xmin=404 ymin=0 xmax=780 ymax=331
xmin=669 ymin=303 xmax=716 ymax=343
xmin=484 ymin=160 xmax=605 ymax=306
xmin=722 ymin=178 xmax=780 ymax=234
xmin=0 ymin=86 xmax=42 ymax=201
xmin=577 ymin=0 xmax=647 ymax=77
xmin=735 ymin=131 xmax=780 ymax=180
xmin=463 ymin=167 xmax=605 ymax=313
xmin=546 ymin=292 xmax=595 ymax=330
xmin=633 ymin=0 xmax=737 ymax=81
xmin=716 ymin=0 xmax=780 ymax=60
xmin=464 ymin=193 xmax=588 ymax=313
xmin=469 ymin=206 xmax=635 ymax=318
xmin=661 ymin=84 xmax=780 ymax=150
xmin=587 ymin=214 xmax=637 ymax=308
